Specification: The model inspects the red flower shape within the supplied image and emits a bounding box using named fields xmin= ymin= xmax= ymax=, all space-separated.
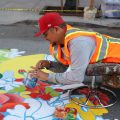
xmin=79 ymin=88 xmax=110 ymax=105
xmin=0 ymin=94 xmax=29 ymax=113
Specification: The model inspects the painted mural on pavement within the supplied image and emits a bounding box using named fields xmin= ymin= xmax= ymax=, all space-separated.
xmin=0 ymin=53 xmax=109 ymax=120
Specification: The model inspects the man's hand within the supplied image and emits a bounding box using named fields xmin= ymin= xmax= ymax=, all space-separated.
xmin=35 ymin=60 xmax=51 ymax=69
xmin=29 ymin=66 xmax=49 ymax=81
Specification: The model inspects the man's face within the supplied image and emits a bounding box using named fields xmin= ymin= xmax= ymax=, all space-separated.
xmin=42 ymin=26 xmax=65 ymax=45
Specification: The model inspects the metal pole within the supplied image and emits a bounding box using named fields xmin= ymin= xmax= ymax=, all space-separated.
xmin=88 ymin=0 xmax=94 ymax=10
xmin=61 ymin=0 xmax=64 ymax=10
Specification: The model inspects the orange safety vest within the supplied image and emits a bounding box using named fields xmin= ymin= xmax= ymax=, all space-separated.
xmin=50 ymin=24 xmax=120 ymax=65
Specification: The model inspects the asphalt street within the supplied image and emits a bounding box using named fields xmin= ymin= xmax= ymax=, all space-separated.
xmin=0 ymin=21 xmax=120 ymax=56
xmin=0 ymin=21 xmax=120 ymax=119
xmin=0 ymin=0 xmax=120 ymax=119
xmin=0 ymin=21 xmax=49 ymax=55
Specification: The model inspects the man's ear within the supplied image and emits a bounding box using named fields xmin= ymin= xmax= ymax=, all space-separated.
xmin=54 ymin=26 xmax=61 ymax=31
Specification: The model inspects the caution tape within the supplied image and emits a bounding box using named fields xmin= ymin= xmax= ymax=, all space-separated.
xmin=0 ymin=8 xmax=37 ymax=12
xmin=0 ymin=8 xmax=120 ymax=13
xmin=0 ymin=8 xmax=83 ymax=12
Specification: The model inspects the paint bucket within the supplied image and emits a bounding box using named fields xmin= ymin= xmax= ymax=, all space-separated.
xmin=84 ymin=7 xmax=97 ymax=20
xmin=23 ymin=73 xmax=38 ymax=88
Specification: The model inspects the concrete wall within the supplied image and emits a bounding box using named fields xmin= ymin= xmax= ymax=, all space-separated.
xmin=39 ymin=0 xmax=102 ymax=8
xmin=39 ymin=0 xmax=102 ymax=9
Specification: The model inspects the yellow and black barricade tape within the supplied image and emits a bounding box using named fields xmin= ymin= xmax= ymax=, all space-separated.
xmin=0 ymin=8 xmax=120 ymax=13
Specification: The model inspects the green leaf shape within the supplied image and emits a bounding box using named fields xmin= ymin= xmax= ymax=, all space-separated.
xmin=0 ymin=73 xmax=3 ymax=79
xmin=65 ymin=113 xmax=75 ymax=120
xmin=45 ymin=86 xmax=61 ymax=97
xmin=50 ymin=91 xmax=60 ymax=97
xmin=45 ymin=87 xmax=54 ymax=94
xmin=8 ymin=85 xmax=26 ymax=93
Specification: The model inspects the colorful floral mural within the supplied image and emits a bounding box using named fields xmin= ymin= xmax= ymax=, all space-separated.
xmin=0 ymin=70 xmax=110 ymax=120
xmin=0 ymin=53 xmax=110 ymax=120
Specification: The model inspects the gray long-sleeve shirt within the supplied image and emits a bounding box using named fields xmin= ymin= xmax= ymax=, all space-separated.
xmin=48 ymin=36 xmax=96 ymax=85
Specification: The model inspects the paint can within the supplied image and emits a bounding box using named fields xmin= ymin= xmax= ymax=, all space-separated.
xmin=23 ymin=73 xmax=38 ymax=88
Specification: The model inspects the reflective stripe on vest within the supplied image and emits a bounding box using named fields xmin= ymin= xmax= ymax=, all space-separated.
xmin=50 ymin=44 xmax=70 ymax=65
xmin=107 ymin=37 xmax=120 ymax=43
xmin=96 ymin=33 xmax=108 ymax=61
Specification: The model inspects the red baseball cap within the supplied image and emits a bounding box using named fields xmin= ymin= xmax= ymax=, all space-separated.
xmin=34 ymin=12 xmax=64 ymax=37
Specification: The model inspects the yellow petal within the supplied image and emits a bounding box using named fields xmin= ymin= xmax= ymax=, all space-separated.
xmin=21 ymin=91 xmax=31 ymax=95
xmin=21 ymin=94 xmax=30 ymax=98
xmin=0 ymin=90 xmax=7 ymax=94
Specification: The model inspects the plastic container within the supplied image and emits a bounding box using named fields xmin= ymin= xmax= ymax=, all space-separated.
xmin=23 ymin=73 xmax=38 ymax=88
xmin=84 ymin=7 xmax=97 ymax=20
xmin=101 ymin=2 xmax=120 ymax=18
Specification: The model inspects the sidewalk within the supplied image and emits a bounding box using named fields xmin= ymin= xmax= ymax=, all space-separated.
xmin=0 ymin=10 xmax=120 ymax=27
xmin=0 ymin=0 xmax=120 ymax=27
